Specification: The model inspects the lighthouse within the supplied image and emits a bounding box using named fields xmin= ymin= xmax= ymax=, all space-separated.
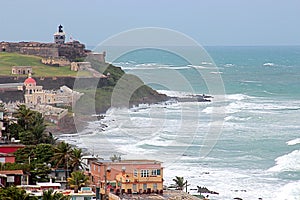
xmin=54 ymin=25 xmax=65 ymax=44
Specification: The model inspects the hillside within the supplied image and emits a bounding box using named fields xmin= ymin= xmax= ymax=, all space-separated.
xmin=0 ymin=52 xmax=77 ymax=76
xmin=0 ymin=52 xmax=169 ymax=114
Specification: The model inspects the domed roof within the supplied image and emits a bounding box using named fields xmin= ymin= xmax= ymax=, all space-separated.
xmin=24 ymin=77 xmax=36 ymax=85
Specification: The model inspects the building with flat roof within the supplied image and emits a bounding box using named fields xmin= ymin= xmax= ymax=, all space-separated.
xmin=11 ymin=66 xmax=33 ymax=75
xmin=90 ymin=159 xmax=164 ymax=197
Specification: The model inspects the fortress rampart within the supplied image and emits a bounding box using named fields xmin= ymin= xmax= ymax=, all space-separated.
xmin=0 ymin=41 xmax=89 ymax=61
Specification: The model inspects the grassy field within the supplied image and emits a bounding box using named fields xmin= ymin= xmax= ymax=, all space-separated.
xmin=0 ymin=52 xmax=77 ymax=77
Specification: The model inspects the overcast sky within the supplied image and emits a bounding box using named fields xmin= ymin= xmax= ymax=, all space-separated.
xmin=1 ymin=0 xmax=300 ymax=46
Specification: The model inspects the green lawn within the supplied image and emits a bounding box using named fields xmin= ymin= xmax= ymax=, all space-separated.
xmin=0 ymin=52 xmax=77 ymax=77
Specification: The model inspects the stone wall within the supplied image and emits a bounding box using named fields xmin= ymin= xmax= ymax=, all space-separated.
xmin=11 ymin=66 xmax=33 ymax=75
xmin=58 ymin=41 xmax=89 ymax=61
xmin=86 ymin=51 xmax=106 ymax=63
xmin=41 ymin=57 xmax=71 ymax=67
xmin=1 ymin=42 xmax=59 ymax=58
xmin=70 ymin=62 xmax=91 ymax=71
xmin=0 ymin=41 xmax=89 ymax=61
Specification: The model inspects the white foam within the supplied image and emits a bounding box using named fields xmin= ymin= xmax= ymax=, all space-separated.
xmin=189 ymin=65 xmax=211 ymax=69
xmin=226 ymin=94 xmax=253 ymax=101
xmin=225 ymin=116 xmax=251 ymax=122
xmin=287 ymin=138 xmax=300 ymax=146
xmin=164 ymin=166 xmax=279 ymax=200
xmin=157 ymin=90 xmax=194 ymax=98
xmin=263 ymin=62 xmax=275 ymax=67
xmin=201 ymin=61 xmax=213 ymax=65
xmin=210 ymin=71 xmax=223 ymax=74
xmin=158 ymin=66 xmax=191 ymax=70
xmin=224 ymin=63 xmax=235 ymax=67
xmin=276 ymin=181 xmax=300 ymax=200
xmin=268 ymin=150 xmax=300 ymax=172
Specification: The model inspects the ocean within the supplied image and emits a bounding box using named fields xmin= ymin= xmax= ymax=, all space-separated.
xmin=61 ymin=46 xmax=300 ymax=200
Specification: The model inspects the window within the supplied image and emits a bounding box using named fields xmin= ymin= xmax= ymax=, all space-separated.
xmin=98 ymin=166 xmax=100 ymax=173
xmin=134 ymin=169 xmax=138 ymax=177
xmin=151 ymin=169 xmax=161 ymax=176
xmin=143 ymin=184 xmax=147 ymax=190
xmin=153 ymin=183 xmax=157 ymax=191
xmin=141 ymin=170 xmax=149 ymax=177
xmin=133 ymin=184 xmax=137 ymax=192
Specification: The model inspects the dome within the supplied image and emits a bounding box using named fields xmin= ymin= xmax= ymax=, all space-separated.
xmin=24 ymin=77 xmax=36 ymax=86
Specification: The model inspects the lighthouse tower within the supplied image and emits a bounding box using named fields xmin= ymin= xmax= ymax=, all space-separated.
xmin=54 ymin=25 xmax=65 ymax=44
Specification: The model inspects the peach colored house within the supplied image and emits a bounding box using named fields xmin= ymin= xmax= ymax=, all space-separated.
xmin=90 ymin=160 xmax=164 ymax=196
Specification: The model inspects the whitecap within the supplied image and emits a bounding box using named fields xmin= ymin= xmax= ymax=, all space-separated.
xmin=201 ymin=61 xmax=213 ymax=65
xmin=263 ymin=62 xmax=275 ymax=67
xmin=157 ymin=90 xmax=195 ymax=98
xmin=276 ymin=180 xmax=300 ymax=200
xmin=268 ymin=150 xmax=300 ymax=172
xmin=210 ymin=71 xmax=223 ymax=74
xmin=158 ymin=66 xmax=191 ymax=70
xmin=226 ymin=94 xmax=253 ymax=101
xmin=225 ymin=116 xmax=251 ymax=122
xmin=189 ymin=65 xmax=211 ymax=69
xmin=224 ymin=63 xmax=235 ymax=67
xmin=287 ymin=138 xmax=300 ymax=146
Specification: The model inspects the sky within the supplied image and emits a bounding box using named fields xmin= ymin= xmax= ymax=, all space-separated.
xmin=1 ymin=0 xmax=300 ymax=46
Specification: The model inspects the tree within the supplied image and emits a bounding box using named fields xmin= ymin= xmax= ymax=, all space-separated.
xmin=13 ymin=144 xmax=54 ymax=184
xmin=69 ymin=148 xmax=85 ymax=172
xmin=67 ymin=171 xmax=89 ymax=193
xmin=172 ymin=176 xmax=187 ymax=190
xmin=42 ymin=189 xmax=70 ymax=200
xmin=110 ymin=154 xmax=121 ymax=162
xmin=15 ymin=104 xmax=33 ymax=130
xmin=12 ymin=105 xmax=55 ymax=145
xmin=30 ymin=163 xmax=52 ymax=183
xmin=0 ymin=186 xmax=37 ymax=200
xmin=52 ymin=141 xmax=72 ymax=181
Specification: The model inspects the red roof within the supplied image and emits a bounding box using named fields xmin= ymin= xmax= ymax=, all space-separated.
xmin=24 ymin=77 xmax=36 ymax=85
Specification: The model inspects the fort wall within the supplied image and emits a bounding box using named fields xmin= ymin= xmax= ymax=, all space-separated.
xmin=0 ymin=41 xmax=89 ymax=61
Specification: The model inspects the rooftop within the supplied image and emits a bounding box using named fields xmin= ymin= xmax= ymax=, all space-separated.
xmin=0 ymin=170 xmax=23 ymax=175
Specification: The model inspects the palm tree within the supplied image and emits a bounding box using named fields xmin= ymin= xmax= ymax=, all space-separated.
xmin=42 ymin=189 xmax=70 ymax=200
xmin=172 ymin=176 xmax=187 ymax=190
xmin=0 ymin=186 xmax=37 ymax=200
xmin=52 ymin=141 xmax=72 ymax=182
xmin=67 ymin=171 xmax=89 ymax=193
xmin=15 ymin=104 xmax=33 ymax=130
xmin=110 ymin=154 xmax=121 ymax=162
xmin=69 ymin=148 xmax=86 ymax=172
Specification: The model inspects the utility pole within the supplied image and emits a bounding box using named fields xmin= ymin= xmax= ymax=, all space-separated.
xmin=104 ymin=165 xmax=108 ymax=200
xmin=185 ymin=180 xmax=188 ymax=193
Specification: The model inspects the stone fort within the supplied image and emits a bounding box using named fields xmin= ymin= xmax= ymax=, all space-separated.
xmin=0 ymin=25 xmax=105 ymax=62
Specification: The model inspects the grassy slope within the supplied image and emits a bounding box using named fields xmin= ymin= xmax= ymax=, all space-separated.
xmin=75 ymin=61 xmax=168 ymax=113
xmin=0 ymin=52 xmax=77 ymax=76
xmin=0 ymin=52 xmax=167 ymax=113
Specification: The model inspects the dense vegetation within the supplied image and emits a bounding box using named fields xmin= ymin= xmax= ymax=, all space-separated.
xmin=0 ymin=105 xmax=89 ymax=188
xmin=75 ymin=60 xmax=168 ymax=113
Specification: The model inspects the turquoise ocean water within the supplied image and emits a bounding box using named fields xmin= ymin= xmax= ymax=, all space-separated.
xmin=62 ymin=46 xmax=300 ymax=199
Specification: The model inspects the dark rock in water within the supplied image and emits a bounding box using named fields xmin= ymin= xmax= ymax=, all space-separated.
xmin=197 ymin=186 xmax=219 ymax=195
xmin=174 ymin=94 xmax=212 ymax=103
